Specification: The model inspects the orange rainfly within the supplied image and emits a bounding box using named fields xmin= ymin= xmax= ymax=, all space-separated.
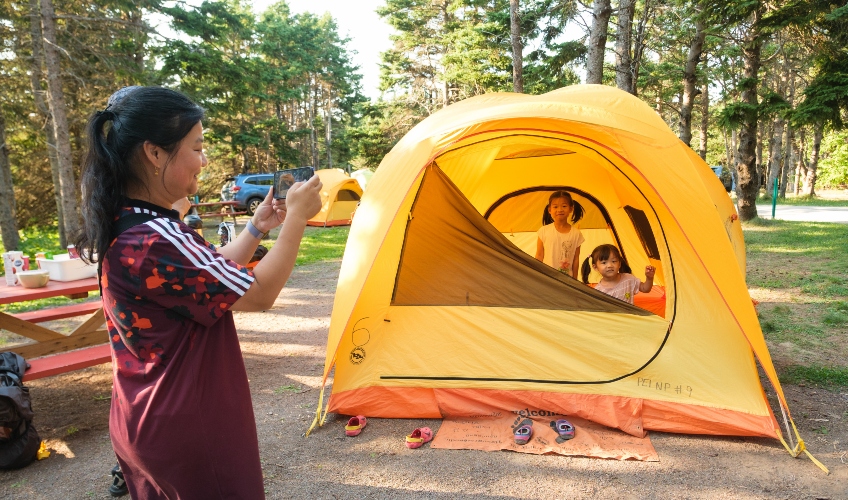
xmin=308 ymin=85 xmax=826 ymax=473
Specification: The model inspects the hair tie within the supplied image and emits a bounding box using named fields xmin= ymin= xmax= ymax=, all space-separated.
xmin=96 ymin=109 xmax=122 ymax=135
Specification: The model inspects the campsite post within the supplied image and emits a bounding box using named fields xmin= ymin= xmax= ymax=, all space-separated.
xmin=771 ymin=178 xmax=778 ymax=219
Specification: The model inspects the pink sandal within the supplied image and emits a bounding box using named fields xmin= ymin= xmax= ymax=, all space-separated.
xmin=405 ymin=427 xmax=433 ymax=449
xmin=345 ymin=415 xmax=367 ymax=436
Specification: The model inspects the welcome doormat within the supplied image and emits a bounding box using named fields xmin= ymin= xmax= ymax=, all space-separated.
xmin=430 ymin=414 xmax=659 ymax=461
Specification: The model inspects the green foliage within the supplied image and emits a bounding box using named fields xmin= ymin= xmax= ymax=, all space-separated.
xmin=158 ymin=0 xmax=365 ymax=182
xmin=818 ymin=130 xmax=848 ymax=187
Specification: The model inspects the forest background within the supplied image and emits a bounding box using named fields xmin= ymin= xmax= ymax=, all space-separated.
xmin=0 ymin=0 xmax=846 ymax=249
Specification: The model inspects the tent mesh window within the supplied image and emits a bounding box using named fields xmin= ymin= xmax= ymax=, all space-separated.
xmin=623 ymin=206 xmax=660 ymax=260
xmin=336 ymin=189 xmax=361 ymax=202
xmin=390 ymin=165 xmax=651 ymax=315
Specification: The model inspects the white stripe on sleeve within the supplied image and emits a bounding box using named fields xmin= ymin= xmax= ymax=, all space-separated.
xmin=146 ymin=218 xmax=254 ymax=295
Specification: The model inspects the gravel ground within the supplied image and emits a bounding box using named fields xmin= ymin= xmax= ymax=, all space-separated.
xmin=0 ymin=260 xmax=845 ymax=499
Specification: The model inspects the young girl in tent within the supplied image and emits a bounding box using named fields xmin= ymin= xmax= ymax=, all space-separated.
xmin=535 ymin=191 xmax=585 ymax=278
xmin=581 ymin=244 xmax=655 ymax=304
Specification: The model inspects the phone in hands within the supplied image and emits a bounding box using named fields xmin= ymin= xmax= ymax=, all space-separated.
xmin=273 ymin=167 xmax=315 ymax=199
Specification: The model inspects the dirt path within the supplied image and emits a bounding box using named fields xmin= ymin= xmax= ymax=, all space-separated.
xmin=0 ymin=260 xmax=845 ymax=499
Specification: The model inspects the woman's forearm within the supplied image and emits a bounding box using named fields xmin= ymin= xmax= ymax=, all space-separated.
xmin=217 ymin=223 xmax=262 ymax=265
xmin=231 ymin=216 xmax=308 ymax=311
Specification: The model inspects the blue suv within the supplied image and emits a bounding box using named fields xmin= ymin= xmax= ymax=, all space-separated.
xmin=221 ymin=173 xmax=274 ymax=215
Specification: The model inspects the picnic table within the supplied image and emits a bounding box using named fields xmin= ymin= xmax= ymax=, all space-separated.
xmin=191 ymin=200 xmax=246 ymax=223
xmin=0 ymin=278 xmax=111 ymax=380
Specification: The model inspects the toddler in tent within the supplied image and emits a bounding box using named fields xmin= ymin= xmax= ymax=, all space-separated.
xmin=581 ymin=244 xmax=655 ymax=304
xmin=534 ymin=191 xmax=585 ymax=278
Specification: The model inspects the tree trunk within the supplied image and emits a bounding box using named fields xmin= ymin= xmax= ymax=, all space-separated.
xmin=40 ymin=0 xmax=81 ymax=239
xmin=325 ymin=88 xmax=333 ymax=169
xmin=794 ymin=128 xmax=806 ymax=195
xmin=510 ymin=0 xmax=523 ymax=93
xmin=311 ymin=95 xmax=318 ymax=168
xmin=756 ymin=120 xmax=764 ymax=177
xmin=781 ymin=124 xmax=793 ymax=198
xmin=802 ymin=123 xmax=823 ymax=197
xmin=698 ymin=78 xmax=709 ymax=160
xmin=679 ymin=8 xmax=705 ymax=147
xmin=586 ymin=0 xmax=612 ymax=84
xmin=0 ymin=108 xmax=20 ymax=251
xmin=631 ymin=0 xmax=652 ymax=96
xmin=614 ymin=0 xmax=635 ymax=93
xmin=28 ymin=0 xmax=65 ymax=246
xmin=723 ymin=129 xmax=731 ymax=171
xmin=735 ymin=11 xmax=762 ymax=221
xmin=780 ymin=67 xmax=795 ymax=198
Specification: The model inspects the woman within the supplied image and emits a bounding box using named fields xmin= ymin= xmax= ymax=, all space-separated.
xmin=77 ymin=86 xmax=322 ymax=498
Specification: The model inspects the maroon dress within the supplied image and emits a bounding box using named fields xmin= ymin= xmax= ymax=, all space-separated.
xmin=101 ymin=200 xmax=264 ymax=499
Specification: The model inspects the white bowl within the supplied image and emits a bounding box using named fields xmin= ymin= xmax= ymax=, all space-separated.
xmin=16 ymin=270 xmax=50 ymax=288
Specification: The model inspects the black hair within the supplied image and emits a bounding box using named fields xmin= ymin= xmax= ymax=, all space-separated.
xmin=541 ymin=190 xmax=584 ymax=226
xmin=580 ymin=244 xmax=632 ymax=284
xmin=76 ymin=86 xmax=205 ymax=263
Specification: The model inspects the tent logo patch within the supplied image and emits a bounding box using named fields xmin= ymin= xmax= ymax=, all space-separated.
xmin=350 ymin=347 xmax=366 ymax=365
xmin=349 ymin=318 xmax=370 ymax=365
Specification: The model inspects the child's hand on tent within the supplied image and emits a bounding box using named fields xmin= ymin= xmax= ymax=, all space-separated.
xmin=644 ymin=265 xmax=656 ymax=280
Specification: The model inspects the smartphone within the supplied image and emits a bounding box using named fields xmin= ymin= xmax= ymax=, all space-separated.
xmin=273 ymin=167 xmax=314 ymax=199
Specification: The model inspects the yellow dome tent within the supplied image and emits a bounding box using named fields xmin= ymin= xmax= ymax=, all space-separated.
xmin=307 ymin=169 xmax=363 ymax=227
xmin=310 ymin=85 xmax=823 ymax=470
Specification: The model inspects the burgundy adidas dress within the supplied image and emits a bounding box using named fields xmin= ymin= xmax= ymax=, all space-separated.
xmin=101 ymin=200 xmax=264 ymax=499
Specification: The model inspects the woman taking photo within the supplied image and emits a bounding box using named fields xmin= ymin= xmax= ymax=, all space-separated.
xmin=77 ymin=86 xmax=322 ymax=498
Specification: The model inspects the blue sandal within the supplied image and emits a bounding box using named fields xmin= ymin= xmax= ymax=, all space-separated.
xmin=512 ymin=418 xmax=534 ymax=445
xmin=550 ymin=419 xmax=575 ymax=443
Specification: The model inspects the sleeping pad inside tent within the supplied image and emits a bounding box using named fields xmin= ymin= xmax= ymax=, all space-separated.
xmin=308 ymin=85 xmax=824 ymax=469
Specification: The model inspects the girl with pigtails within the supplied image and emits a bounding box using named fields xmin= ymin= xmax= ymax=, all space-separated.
xmin=77 ymin=86 xmax=322 ymax=498
xmin=535 ymin=190 xmax=585 ymax=278
xmin=580 ymin=244 xmax=656 ymax=304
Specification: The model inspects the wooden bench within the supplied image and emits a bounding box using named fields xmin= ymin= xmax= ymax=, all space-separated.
xmin=191 ymin=201 xmax=245 ymax=223
xmin=23 ymin=344 xmax=111 ymax=382
xmin=197 ymin=211 xmax=247 ymax=220
xmin=13 ymin=301 xmax=102 ymax=323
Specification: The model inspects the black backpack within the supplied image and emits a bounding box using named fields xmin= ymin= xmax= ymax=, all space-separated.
xmin=0 ymin=352 xmax=40 ymax=469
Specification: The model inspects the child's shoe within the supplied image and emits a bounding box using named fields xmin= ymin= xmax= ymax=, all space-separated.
xmin=345 ymin=415 xmax=367 ymax=436
xmin=405 ymin=427 xmax=433 ymax=449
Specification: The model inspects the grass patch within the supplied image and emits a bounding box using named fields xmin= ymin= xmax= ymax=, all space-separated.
xmin=758 ymin=305 xmax=826 ymax=347
xmin=778 ymin=365 xmax=848 ymax=387
xmin=274 ymin=384 xmax=304 ymax=394
xmin=822 ymin=310 xmax=848 ymax=325
xmin=756 ymin=194 xmax=848 ymax=207
xmin=743 ymin=219 xmax=848 ymax=294
xmin=294 ymin=227 xmax=350 ymax=266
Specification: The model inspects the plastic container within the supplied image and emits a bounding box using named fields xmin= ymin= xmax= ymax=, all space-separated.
xmin=36 ymin=255 xmax=97 ymax=282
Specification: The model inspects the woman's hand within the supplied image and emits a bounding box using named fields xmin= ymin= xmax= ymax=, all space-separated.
xmin=284 ymin=175 xmax=323 ymax=223
xmin=251 ymin=188 xmax=287 ymax=234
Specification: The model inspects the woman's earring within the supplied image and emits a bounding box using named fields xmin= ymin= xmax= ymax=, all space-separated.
xmin=154 ymin=166 xmax=160 ymax=176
